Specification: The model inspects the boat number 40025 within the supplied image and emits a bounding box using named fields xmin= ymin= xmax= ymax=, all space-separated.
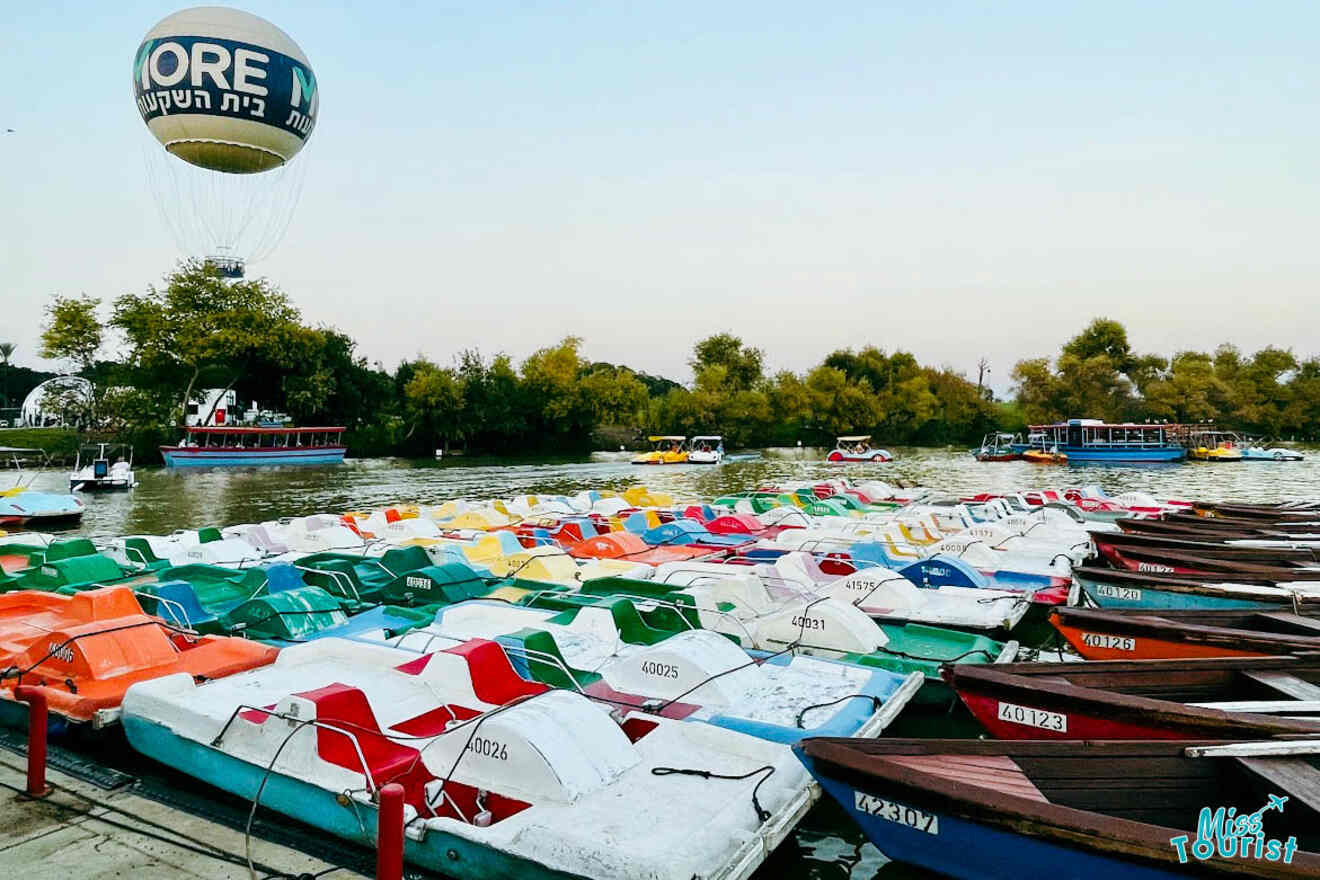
xmin=997 ymin=701 xmax=1067 ymax=732
xmin=640 ymin=661 xmax=680 ymax=679
xmin=853 ymin=791 xmax=940 ymax=834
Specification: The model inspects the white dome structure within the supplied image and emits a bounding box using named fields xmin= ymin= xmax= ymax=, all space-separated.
xmin=21 ymin=376 xmax=94 ymax=427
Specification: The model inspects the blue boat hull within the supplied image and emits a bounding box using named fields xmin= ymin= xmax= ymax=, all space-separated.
xmin=1011 ymin=445 xmax=1186 ymax=463
xmin=801 ymin=753 xmax=1183 ymax=880
xmin=1075 ymin=577 xmax=1284 ymax=611
xmin=161 ymin=448 xmax=346 ymax=467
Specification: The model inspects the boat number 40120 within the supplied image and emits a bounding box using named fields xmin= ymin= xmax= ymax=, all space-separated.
xmin=853 ymin=791 xmax=940 ymax=834
xmin=1094 ymin=584 xmax=1142 ymax=602
xmin=997 ymin=701 xmax=1067 ymax=732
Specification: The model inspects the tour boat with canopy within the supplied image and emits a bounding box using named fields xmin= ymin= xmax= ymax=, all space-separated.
xmin=1016 ymin=419 xmax=1187 ymax=463
xmin=160 ymin=426 xmax=347 ymax=467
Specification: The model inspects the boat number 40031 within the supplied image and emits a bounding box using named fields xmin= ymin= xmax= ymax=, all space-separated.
xmin=853 ymin=791 xmax=940 ymax=834
xmin=791 ymin=615 xmax=826 ymax=631
xmin=997 ymin=701 xmax=1067 ymax=732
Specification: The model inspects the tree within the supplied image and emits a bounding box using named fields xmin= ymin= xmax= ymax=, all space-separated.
xmin=690 ymin=333 xmax=764 ymax=392
xmin=1061 ymin=318 xmax=1135 ymax=374
xmin=402 ymin=359 xmax=465 ymax=452
xmin=113 ymin=260 xmax=304 ymax=422
xmin=39 ymin=295 xmax=103 ymax=373
xmin=0 ymin=342 xmax=14 ymax=366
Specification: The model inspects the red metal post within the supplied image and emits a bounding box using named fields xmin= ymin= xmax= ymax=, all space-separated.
xmin=13 ymin=686 xmax=50 ymax=797
xmin=376 ymin=782 xmax=404 ymax=880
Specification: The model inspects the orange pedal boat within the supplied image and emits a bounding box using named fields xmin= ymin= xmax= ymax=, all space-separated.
xmin=0 ymin=587 xmax=278 ymax=727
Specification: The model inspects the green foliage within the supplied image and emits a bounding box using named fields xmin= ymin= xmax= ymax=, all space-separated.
xmin=39 ymin=295 xmax=103 ymax=372
xmin=1012 ymin=318 xmax=1320 ymax=438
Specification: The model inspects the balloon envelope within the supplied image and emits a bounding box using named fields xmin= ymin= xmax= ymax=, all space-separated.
xmin=133 ymin=6 xmax=318 ymax=174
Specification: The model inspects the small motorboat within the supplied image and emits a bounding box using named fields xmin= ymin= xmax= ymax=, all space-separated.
xmin=69 ymin=443 xmax=137 ymax=491
xmin=1022 ymin=448 xmax=1068 ymax=464
xmin=631 ymin=435 xmax=689 ymax=465
xmin=971 ymin=432 xmax=1021 ymax=462
xmin=826 ymin=435 xmax=893 ymax=463
xmin=687 ymin=435 xmax=725 ymax=465
xmin=797 ymin=737 xmax=1320 ymax=879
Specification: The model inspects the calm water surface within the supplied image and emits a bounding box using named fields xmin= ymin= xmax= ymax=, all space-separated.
xmin=12 ymin=445 xmax=1320 ymax=878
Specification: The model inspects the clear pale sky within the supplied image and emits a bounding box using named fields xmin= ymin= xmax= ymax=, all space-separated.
xmin=4 ymin=2 xmax=1318 ymax=394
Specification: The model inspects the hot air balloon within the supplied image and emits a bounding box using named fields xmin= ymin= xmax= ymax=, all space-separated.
xmin=133 ymin=7 xmax=318 ymax=277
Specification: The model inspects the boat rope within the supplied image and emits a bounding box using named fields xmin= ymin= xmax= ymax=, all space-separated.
xmin=650 ymin=765 xmax=775 ymax=822
xmin=793 ymin=693 xmax=883 ymax=728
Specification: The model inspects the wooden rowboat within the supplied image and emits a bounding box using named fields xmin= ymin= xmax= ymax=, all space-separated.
xmin=1050 ymin=606 xmax=1320 ymax=660
xmin=797 ymin=737 xmax=1320 ymax=879
xmin=943 ymin=656 xmax=1320 ymax=740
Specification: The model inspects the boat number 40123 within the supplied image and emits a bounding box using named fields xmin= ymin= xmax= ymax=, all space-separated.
xmin=997 ymin=701 xmax=1067 ymax=732
xmin=853 ymin=791 xmax=939 ymax=834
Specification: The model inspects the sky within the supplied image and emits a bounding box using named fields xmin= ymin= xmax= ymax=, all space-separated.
xmin=4 ymin=1 xmax=1319 ymax=396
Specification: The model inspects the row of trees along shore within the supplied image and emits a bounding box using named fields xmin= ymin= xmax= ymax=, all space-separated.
xmin=12 ymin=263 xmax=1320 ymax=462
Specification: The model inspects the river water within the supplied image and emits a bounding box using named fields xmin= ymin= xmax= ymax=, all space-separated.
xmin=11 ymin=445 xmax=1320 ymax=878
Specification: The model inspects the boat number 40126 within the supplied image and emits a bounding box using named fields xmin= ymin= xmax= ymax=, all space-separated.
xmin=1081 ymin=632 xmax=1136 ymax=651
xmin=853 ymin=791 xmax=940 ymax=834
xmin=997 ymin=701 xmax=1067 ymax=732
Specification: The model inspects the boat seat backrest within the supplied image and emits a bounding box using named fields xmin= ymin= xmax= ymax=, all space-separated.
xmin=265 ymin=563 xmax=309 ymax=594
xmin=45 ymin=538 xmax=97 ymax=563
xmin=49 ymin=554 xmax=125 ymax=587
xmin=150 ymin=580 xmax=216 ymax=625
xmin=295 ymin=683 xmax=422 ymax=783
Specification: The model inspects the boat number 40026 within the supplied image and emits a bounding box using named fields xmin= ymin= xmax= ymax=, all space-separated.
xmin=466 ymin=736 xmax=509 ymax=761
xmin=997 ymin=701 xmax=1067 ymax=732
xmin=853 ymin=791 xmax=940 ymax=834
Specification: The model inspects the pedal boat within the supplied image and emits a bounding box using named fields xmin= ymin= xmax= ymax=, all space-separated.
xmin=0 ymin=587 xmax=276 ymax=729
xmin=122 ymin=638 xmax=816 ymax=880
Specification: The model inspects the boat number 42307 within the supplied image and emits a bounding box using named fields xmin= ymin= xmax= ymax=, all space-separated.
xmin=853 ymin=791 xmax=940 ymax=834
